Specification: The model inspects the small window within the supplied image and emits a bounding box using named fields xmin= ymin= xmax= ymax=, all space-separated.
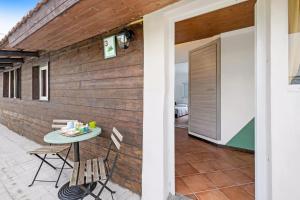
xmin=3 ymin=68 xmax=21 ymax=99
xmin=32 ymin=63 xmax=49 ymax=101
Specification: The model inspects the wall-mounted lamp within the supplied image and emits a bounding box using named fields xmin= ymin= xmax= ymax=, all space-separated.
xmin=116 ymin=28 xmax=134 ymax=49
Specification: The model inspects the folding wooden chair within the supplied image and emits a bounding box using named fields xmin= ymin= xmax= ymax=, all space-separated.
xmin=69 ymin=127 xmax=123 ymax=200
xmin=28 ymin=119 xmax=75 ymax=188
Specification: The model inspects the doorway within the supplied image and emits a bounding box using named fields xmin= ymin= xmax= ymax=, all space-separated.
xmin=174 ymin=1 xmax=256 ymax=199
xmin=142 ymin=0 xmax=270 ymax=199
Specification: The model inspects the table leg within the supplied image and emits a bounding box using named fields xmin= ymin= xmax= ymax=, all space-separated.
xmin=73 ymin=142 xmax=80 ymax=162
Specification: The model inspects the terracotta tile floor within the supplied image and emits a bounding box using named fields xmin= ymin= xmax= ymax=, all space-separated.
xmin=175 ymin=128 xmax=255 ymax=200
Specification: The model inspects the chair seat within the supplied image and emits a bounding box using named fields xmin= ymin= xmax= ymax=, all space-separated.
xmin=28 ymin=145 xmax=70 ymax=154
xmin=70 ymin=157 xmax=107 ymax=186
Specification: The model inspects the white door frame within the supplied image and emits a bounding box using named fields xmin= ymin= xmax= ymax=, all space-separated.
xmin=142 ymin=0 xmax=270 ymax=199
xmin=255 ymin=0 xmax=271 ymax=199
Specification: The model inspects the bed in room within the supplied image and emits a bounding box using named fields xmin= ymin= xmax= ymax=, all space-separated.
xmin=175 ymin=104 xmax=189 ymax=118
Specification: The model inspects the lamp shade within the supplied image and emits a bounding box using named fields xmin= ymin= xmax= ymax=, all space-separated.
xmin=116 ymin=29 xmax=134 ymax=49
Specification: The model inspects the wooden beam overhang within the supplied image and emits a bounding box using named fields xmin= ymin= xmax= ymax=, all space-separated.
xmin=0 ymin=0 xmax=178 ymax=50
xmin=0 ymin=58 xmax=24 ymax=63
xmin=175 ymin=0 xmax=256 ymax=44
xmin=0 ymin=50 xmax=39 ymax=57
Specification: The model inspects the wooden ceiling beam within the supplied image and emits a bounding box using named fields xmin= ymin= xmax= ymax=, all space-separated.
xmin=0 ymin=58 xmax=24 ymax=63
xmin=0 ymin=50 xmax=39 ymax=57
xmin=175 ymin=0 xmax=256 ymax=44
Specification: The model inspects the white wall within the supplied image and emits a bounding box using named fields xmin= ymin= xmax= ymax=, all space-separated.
xmin=220 ymin=27 xmax=255 ymax=144
xmin=175 ymin=62 xmax=188 ymax=104
xmin=269 ymin=0 xmax=300 ymax=199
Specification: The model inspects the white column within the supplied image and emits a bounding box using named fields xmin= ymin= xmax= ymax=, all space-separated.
xmin=142 ymin=11 xmax=170 ymax=200
xmin=255 ymin=0 xmax=271 ymax=199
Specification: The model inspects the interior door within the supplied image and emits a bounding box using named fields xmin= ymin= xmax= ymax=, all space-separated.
xmin=189 ymin=39 xmax=220 ymax=140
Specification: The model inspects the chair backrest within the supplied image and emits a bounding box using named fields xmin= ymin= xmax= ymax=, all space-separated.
xmin=105 ymin=127 xmax=123 ymax=176
xmin=52 ymin=119 xmax=76 ymax=130
xmin=110 ymin=127 xmax=123 ymax=150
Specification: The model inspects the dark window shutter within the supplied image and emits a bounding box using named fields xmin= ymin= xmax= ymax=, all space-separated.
xmin=16 ymin=68 xmax=21 ymax=98
xmin=48 ymin=62 xmax=50 ymax=101
xmin=3 ymin=72 xmax=9 ymax=97
xmin=10 ymin=71 xmax=14 ymax=98
xmin=32 ymin=66 xmax=39 ymax=100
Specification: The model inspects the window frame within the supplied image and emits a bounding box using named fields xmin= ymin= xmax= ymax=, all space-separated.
xmin=39 ymin=64 xmax=49 ymax=101
xmin=3 ymin=67 xmax=21 ymax=99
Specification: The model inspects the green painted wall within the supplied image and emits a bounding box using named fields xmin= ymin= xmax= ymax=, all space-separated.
xmin=226 ymin=118 xmax=255 ymax=151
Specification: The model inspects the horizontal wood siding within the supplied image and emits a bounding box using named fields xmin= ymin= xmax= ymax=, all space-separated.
xmin=0 ymin=25 xmax=143 ymax=193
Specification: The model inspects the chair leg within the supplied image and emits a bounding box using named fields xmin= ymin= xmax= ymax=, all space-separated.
xmin=97 ymin=156 xmax=118 ymax=199
xmin=111 ymin=192 xmax=115 ymax=200
xmin=56 ymin=154 xmax=73 ymax=168
xmin=55 ymin=145 xmax=72 ymax=188
xmin=96 ymin=179 xmax=113 ymax=199
xmin=56 ymin=145 xmax=73 ymax=168
xmin=28 ymin=154 xmax=47 ymax=187
xmin=97 ymin=181 xmax=116 ymax=194
xmin=34 ymin=154 xmax=57 ymax=170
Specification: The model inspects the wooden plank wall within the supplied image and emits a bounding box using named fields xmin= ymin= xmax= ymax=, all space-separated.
xmin=0 ymin=25 xmax=143 ymax=193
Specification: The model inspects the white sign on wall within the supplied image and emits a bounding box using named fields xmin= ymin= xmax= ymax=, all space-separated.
xmin=103 ymin=35 xmax=116 ymax=59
